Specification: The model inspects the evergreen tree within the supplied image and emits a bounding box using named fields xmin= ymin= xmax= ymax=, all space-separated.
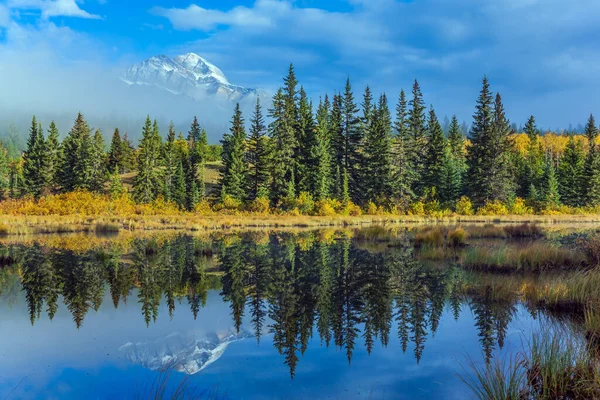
xmin=269 ymin=88 xmax=295 ymax=204
xmin=172 ymin=159 xmax=187 ymax=209
xmin=523 ymin=116 xmax=544 ymax=198
xmin=246 ymin=98 xmax=271 ymax=200
xmin=119 ymin=133 xmax=136 ymax=173
xmin=45 ymin=121 xmax=61 ymax=188
xmin=447 ymin=115 xmax=467 ymax=194
xmin=89 ymin=129 xmax=107 ymax=192
xmin=297 ymin=87 xmax=317 ymax=193
xmin=9 ymin=160 xmax=25 ymax=199
xmin=133 ymin=116 xmax=163 ymax=203
xmin=108 ymin=128 xmax=123 ymax=173
xmin=390 ymin=90 xmax=415 ymax=208
xmin=23 ymin=116 xmax=47 ymax=197
xmin=58 ymin=112 xmax=94 ymax=192
xmin=282 ymin=64 xmax=300 ymax=190
xmin=558 ymin=135 xmax=584 ymax=207
xmin=407 ymin=80 xmax=426 ymax=195
xmin=342 ymin=78 xmax=361 ymax=203
xmin=540 ymin=158 xmax=560 ymax=209
xmin=467 ymin=77 xmax=514 ymax=206
xmin=582 ymin=114 xmax=600 ymax=205
xmin=313 ymin=96 xmax=333 ymax=201
xmin=162 ymin=122 xmax=178 ymax=201
xmin=108 ymin=167 xmax=124 ymax=199
xmin=330 ymin=94 xmax=344 ymax=195
xmin=220 ymin=104 xmax=247 ymax=201
xmin=0 ymin=142 xmax=9 ymax=199
xmin=423 ymin=107 xmax=447 ymax=200
xmin=363 ymin=94 xmax=392 ymax=202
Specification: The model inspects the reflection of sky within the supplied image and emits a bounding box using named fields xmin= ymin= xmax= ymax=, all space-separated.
xmin=0 ymin=290 xmax=539 ymax=400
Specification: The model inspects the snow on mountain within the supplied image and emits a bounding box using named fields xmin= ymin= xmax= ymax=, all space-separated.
xmin=119 ymin=330 xmax=252 ymax=375
xmin=122 ymin=53 xmax=261 ymax=102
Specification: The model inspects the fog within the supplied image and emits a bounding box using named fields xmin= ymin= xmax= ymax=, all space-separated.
xmin=0 ymin=46 xmax=257 ymax=145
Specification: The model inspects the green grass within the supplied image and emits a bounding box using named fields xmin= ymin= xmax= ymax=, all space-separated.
xmin=462 ymin=244 xmax=585 ymax=273
xmin=462 ymin=329 xmax=600 ymax=400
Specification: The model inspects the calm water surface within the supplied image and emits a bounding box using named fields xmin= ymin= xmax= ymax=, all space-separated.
xmin=0 ymin=232 xmax=567 ymax=399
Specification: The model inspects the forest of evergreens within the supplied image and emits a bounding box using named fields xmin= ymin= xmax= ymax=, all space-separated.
xmin=3 ymin=64 xmax=600 ymax=217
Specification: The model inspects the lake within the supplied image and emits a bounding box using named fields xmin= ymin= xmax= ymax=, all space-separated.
xmin=0 ymin=227 xmax=593 ymax=399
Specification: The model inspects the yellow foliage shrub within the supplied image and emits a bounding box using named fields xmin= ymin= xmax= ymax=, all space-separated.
xmin=366 ymin=201 xmax=378 ymax=215
xmin=220 ymin=195 xmax=242 ymax=211
xmin=315 ymin=200 xmax=337 ymax=216
xmin=344 ymin=201 xmax=363 ymax=216
xmin=194 ymin=200 xmax=214 ymax=215
xmin=477 ymin=200 xmax=509 ymax=216
xmin=510 ymin=197 xmax=533 ymax=215
xmin=408 ymin=201 xmax=425 ymax=216
xmin=455 ymin=196 xmax=474 ymax=216
xmin=296 ymin=192 xmax=315 ymax=215
xmin=247 ymin=197 xmax=270 ymax=214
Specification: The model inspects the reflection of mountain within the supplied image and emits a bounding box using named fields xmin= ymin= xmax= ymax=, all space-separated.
xmin=119 ymin=331 xmax=252 ymax=374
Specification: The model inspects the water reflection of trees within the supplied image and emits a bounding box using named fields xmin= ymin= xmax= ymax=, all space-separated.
xmin=2 ymin=233 xmax=520 ymax=377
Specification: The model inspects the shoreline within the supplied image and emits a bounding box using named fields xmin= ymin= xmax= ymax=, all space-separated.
xmin=1 ymin=213 xmax=600 ymax=236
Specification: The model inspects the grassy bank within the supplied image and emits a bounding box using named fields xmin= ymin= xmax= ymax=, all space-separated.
xmin=3 ymin=210 xmax=600 ymax=235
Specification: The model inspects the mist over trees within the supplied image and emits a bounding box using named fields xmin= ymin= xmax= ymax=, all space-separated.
xmin=1 ymin=64 xmax=599 ymax=215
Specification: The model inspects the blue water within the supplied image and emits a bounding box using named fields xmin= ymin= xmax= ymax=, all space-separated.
xmin=0 ymin=291 xmax=539 ymax=399
xmin=0 ymin=234 xmax=550 ymax=399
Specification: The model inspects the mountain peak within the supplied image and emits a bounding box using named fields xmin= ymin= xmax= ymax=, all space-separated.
xmin=122 ymin=53 xmax=259 ymax=101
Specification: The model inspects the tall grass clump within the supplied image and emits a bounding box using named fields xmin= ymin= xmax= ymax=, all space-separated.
xmin=462 ymin=329 xmax=600 ymax=400
xmin=415 ymin=227 xmax=444 ymax=248
xmin=503 ymin=223 xmax=543 ymax=238
xmin=462 ymin=244 xmax=584 ymax=273
xmin=460 ymin=355 xmax=525 ymax=400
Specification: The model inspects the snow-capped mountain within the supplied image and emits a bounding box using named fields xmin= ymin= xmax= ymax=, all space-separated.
xmin=119 ymin=330 xmax=252 ymax=375
xmin=122 ymin=53 xmax=261 ymax=101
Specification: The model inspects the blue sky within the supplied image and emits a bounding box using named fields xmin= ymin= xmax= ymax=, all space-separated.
xmin=1 ymin=0 xmax=599 ymax=130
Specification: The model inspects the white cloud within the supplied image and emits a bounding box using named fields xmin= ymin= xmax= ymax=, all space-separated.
xmin=151 ymin=3 xmax=273 ymax=31
xmin=7 ymin=0 xmax=101 ymax=19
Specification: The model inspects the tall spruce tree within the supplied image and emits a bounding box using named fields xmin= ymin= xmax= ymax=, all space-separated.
xmin=172 ymin=159 xmax=187 ymax=209
xmin=540 ymin=158 xmax=560 ymax=209
xmin=246 ymin=98 xmax=271 ymax=200
xmin=523 ymin=116 xmax=544 ymax=199
xmin=408 ymin=80 xmax=427 ymax=196
xmin=89 ymin=129 xmax=107 ymax=192
xmin=447 ymin=115 xmax=467 ymax=194
xmin=467 ymin=77 xmax=511 ymax=206
xmin=313 ymin=96 xmax=333 ymax=201
xmin=162 ymin=122 xmax=178 ymax=202
xmin=342 ymin=78 xmax=361 ymax=203
xmin=23 ymin=116 xmax=47 ymax=197
xmin=0 ymin=142 xmax=9 ymax=199
xmin=133 ymin=116 xmax=163 ymax=203
xmin=486 ymin=93 xmax=515 ymax=203
xmin=363 ymin=94 xmax=393 ymax=202
xmin=220 ymin=104 xmax=247 ymax=201
xmin=558 ymin=135 xmax=584 ymax=207
xmin=330 ymin=93 xmax=344 ymax=196
xmin=119 ymin=133 xmax=136 ymax=173
xmin=423 ymin=107 xmax=447 ymax=200
xmin=582 ymin=114 xmax=600 ymax=205
xmin=269 ymin=88 xmax=295 ymax=204
xmin=45 ymin=121 xmax=60 ymax=189
xmin=108 ymin=128 xmax=123 ymax=173
xmin=282 ymin=64 xmax=300 ymax=191
xmin=8 ymin=160 xmax=25 ymax=199
xmin=58 ymin=112 xmax=94 ymax=192
xmin=297 ymin=87 xmax=317 ymax=193
xmin=390 ymin=90 xmax=415 ymax=208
